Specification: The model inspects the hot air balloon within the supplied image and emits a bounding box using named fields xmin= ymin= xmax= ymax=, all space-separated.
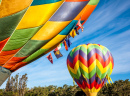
xmin=67 ymin=44 xmax=114 ymax=96
xmin=0 ymin=0 xmax=100 ymax=86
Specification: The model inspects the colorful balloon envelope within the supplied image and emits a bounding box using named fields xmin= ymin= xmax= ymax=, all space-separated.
xmin=67 ymin=44 xmax=114 ymax=96
xmin=0 ymin=0 xmax=99 ymax=86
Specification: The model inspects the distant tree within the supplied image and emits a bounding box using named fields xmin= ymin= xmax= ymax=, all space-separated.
xmin=98 ymin=79 xmax=130 ymax=96
xmin=63 ymin=84 xmax=68 ymax=90
xmin=0 ymin=89 xmax=4 ymax=96
xmin=19 ymin=73 xmax=28 ymax=96
xmin=4 ymin=73 xmax=28 ymax=96
xmin=10 ymin=76 xmax=15 ymax=92
xmin=3 ymin=79 xmax=130 ymax=96
xmin=5 ymin=76 xmax=11 ymax=92
xmin=14 ymin=74 xmax=19 ymax=93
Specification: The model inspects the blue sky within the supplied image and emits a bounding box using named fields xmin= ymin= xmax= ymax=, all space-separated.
xmin=1 ymin=0 xmax=130 ymax=88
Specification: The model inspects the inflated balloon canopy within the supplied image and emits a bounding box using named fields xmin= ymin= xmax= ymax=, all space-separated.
xmin=67 ymin=43 xmax=114 ymax=96
xmin=0 ymin=0 xmax=99 ymax=86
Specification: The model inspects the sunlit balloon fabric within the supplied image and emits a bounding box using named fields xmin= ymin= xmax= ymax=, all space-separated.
xmin=0 ymin=0 xmax=99 ymax=86
xmin=67 ymin=44 xmax=114 ymax=96
xmin=0 ymin=0 xmax=1 ymax=5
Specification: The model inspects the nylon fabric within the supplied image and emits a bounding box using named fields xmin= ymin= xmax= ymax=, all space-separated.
xmin=0 ymin=8 xmax=28 ymax=41
xmin=0 ymin=0 xmax=32 ymax=18
xmin=0 ymin=0 xmax=64 ymax=68
xmin=31 ymin=21 xmax=71 ymax=40
xmin=1 ymin=0 xmax=99 ymax=73
xmin=3 ymin=25 xmax=43 ymax=51
xmin=67 ymin=44 xmax=114 ymax=93
xmin=0 ymin=66 xmax=11 ymax=86
xmin=31 ymin=0 xmax=62 ymax=5
xmin=16 ymin=1 xmax=63 ymax=29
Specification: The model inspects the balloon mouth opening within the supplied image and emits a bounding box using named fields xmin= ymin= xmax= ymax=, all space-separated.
xmin=85 ymin=92 xmax=97 ymax=96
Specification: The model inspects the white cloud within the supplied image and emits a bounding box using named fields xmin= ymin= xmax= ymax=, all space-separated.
xmin=72 ymin=0 xmax=130 ymax=43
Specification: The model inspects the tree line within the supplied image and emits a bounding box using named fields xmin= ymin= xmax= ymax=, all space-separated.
xmin=0 ymin=74 xmax=130 ymax=96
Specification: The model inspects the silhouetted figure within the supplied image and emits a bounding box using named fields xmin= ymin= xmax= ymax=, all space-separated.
xmin=75 ymin=91 xmax=86 ymax=96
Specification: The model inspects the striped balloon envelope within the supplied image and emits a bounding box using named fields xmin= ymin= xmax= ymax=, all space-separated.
xmin=0 ymin=0 xmax=100 ymax=86
xmin=67 ymin=44 xmax=114 ymax=96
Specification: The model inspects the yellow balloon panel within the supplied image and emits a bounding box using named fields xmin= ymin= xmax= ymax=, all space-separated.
xmin=31 ymin=21 xmax=71 ymax=40
xmin=16 ymin=1 xmax=64 ymax=29
xmin=0 ymin=0 xmax=33 ymax=18
xmin=41 ymin=35 xmax=66 ymax=49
